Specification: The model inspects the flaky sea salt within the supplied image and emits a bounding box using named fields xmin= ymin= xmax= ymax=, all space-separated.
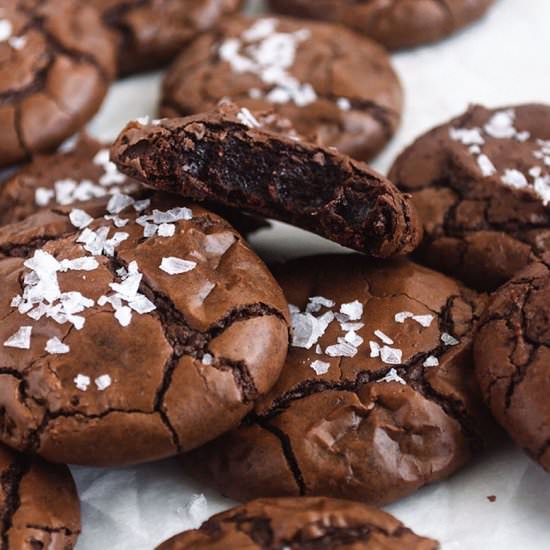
xmin=484 ymin=109 xmax=517 ymax=139
xmin=344 ymin=330 xmax=363 ymax=347
xmin=449 ymin=127 xmax=485 ymax=146
xmin=157 ymin=223 xmax=176 ymax=237
xmin=413 ymin=314 xmax=434 ymax=328
xmin=369 ymin=340 xmax=380 ymax=358
xmin=159 ymin=257 xmax=197 ymax=275
xmin=45 ymin=337 xmax=70 ymax=355
xmin=114 ymin=306 xmax=132 ymax=327
xmin=441 ymin=332 xmax=459 ymax=346
xmin=74 ymin=374 xmax=91 ymax=391
xmin=35 ymin=187 xmax=54 ymax=206
xmin=374 ymin=330 xmax=393 ymax=345
xmin=69 ymin=208 xmax=93 ymax=229
xmin=423 ymin=355 xmax=440 ymax=368
xmin=202 ymin=353 xmax=214 ymax=366
xmin=3 ymin=326 xmax=32 ymax=349
xmin=378 ymin=368 xmax=406 ymax=385
xmin=477 ymin=154 xmax=497 ymax=177
xmin=310 ymin=360 xmax=330 ymax=375
xmin=380 ymin=346 xmax=402 ymax=365
xmin=95 ymin=374 xmax=112 ymax=391
xmin=340 ymin=300 xmax=363 ymax=321
xmin=395 ymin=311 xmax=414 ymax=323
xmin=325 ymin=340 xmax=357 ymax=358
xmin=306 ymin=296 xmax=335 ymax=313
xmin=237 ymin=107 xmax=261 ymax=128
xmin=107 ymin=193 xmax=134 ymax=214
xmin=502 ymin=169 xmax=528 ymax=189
xmin=291 ymin=310 xmax=334 ymax=349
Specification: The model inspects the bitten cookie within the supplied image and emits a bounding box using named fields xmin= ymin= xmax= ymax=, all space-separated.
xmin=89 ymin=0 xmax=243 ymax=75
xmin=0 ymin=444 xmax=80 ymax=549
xmin=475 ymin=261 xmax=550 ymax=471
xmin=156 ymin=497 xmax=438 ymax=549
xmin=0 ymin=195 xmax=289 ymax=466
xmin=389 ymin=104 xmax=550 ymax=291
xmin=0 ymin=0 xmax=116 ymax=167
xmin=183 ymin=255 xmax=486 ymax=506
xmin=110 ymin=107 xmax=422 ymax=258
xmin=267 ymin=0 xmax=494 ymax=50
xmin=160 ymin=16 xmax=402 ymax=160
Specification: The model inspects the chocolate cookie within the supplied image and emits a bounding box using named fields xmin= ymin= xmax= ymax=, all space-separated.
xmin=0 ymin=195 xmax=289 ymax=466
xmin=389 ymin=104 xmax=550 ymax=291
xmin=0 ymin=0 xmax=116 ymax=168
xmin=156 ymin=497 xmax=438 ymax=549
xmin=160 ymin=16 xmax=402 ymax=161
xmin=89 ymin=0 xmax=243 ymax=75
xmin=110 ymin=107 xmax=422 ymax=258
xmin=0 ymin=444 xmax=80 ymax=549
xmin=184 ymin=255 xmax=486 ymax=506
xmin=267 ymin=0 xmax=495 ymax=50
xmin=475 ymin=261 xmax=550 ymax=471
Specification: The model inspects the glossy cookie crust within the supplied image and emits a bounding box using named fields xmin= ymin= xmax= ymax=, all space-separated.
xmin=184 ymin=255 xmax=486 ymax=506
xmin=0 ymin=0 xmax=116 ymax=167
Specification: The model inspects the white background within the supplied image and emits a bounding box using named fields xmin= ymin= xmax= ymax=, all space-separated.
xmin=76 ymin=0 xmax=550 ymax=548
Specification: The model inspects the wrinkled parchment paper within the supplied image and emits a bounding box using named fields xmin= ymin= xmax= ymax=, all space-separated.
xmin=75 ymin=0 xmax=550 ymax=547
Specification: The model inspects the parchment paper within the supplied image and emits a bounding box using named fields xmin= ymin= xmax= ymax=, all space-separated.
xmin=76 ymin=0 xmax=550 ymax=547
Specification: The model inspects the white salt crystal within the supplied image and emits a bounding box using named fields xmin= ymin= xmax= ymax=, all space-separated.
xmin=340 ymin=300 xmax=363 ymax=321
xmin=74 ymin=374 xmax=90 ymax=391
xmin=378 ymin=368 xmax=406 ymax=385
xmin=374 ymin=330 xmax=394 ymax=345
xmin=310 ymin=360 xmax=330 ymax=375
xmin=45 ymin=337 xmax=70 ymax=355
xmin=69 ymin=209 xmax=93 ymax=229
xmin=3 ymin=326 xmax=32 ymax=349
xmin=95 ymin=374 xmax=112 ymax=391
xmin=441 ymin=332 xmax=459 ymax=346
xmin=423 ymin=355 xmax=440 ymax=368
xmin=380 ymin=346 xmax=403 ymax=365
xmin=160 ymin=257 xmax=197 ymax=275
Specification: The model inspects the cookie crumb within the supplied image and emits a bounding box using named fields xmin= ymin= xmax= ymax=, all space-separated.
xmin=487 ymin=495 xmax=496 ymax=503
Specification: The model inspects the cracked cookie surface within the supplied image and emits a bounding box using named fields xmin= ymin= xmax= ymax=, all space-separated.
xmin=474 ymin=261 xmax=550 ymax=471
xmin=0 ymin=0 xmax=116 ymax=167
xmin=160 ymin=16 xmax=402 ymax=161
xmin=266 ymin=0 xmax=494 ymax=50
xmin=89 ymin=0 xmax=243 ymax=75
xmin=183 ymin=255 xmax=486 ymax=506
xmin=0 ymin=444 xmax=80 ymax=550
xmin=156 ymin=496 xmax=438 ymax=549
xmin=389 ymin=104 xmax=550 ymax=291
xmin=0 ymin=194 xmax=289 ymax=466
xmin=110 ymin=105 xmax=421 ymax=258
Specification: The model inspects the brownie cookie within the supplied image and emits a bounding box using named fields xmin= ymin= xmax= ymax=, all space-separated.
xmin=475 ymin=261 xmax=550 ymax=471
xmin=89 ymin=0 xmax=243 ymax=75
xmin=156 ymin=497 xmax=438 ymax=549
xmin=0 ymin=195 xmax=289 ymax=466
xmin=160 ymin=16 xmax=402 ymax=161
xmin=110 ymin=107 xmax=422 ymax=258
xmin=267 ymin=0 xmax=494 ymax=50
xmin=0 ymin=444 xmax=80 ymax=549
xmin=0 ymin=0 xmax=116 ymax=168
xmin=390 ymin=104 xmax=550 ymax=291
xmin=184 ymin=255 xmax=486 ymax=506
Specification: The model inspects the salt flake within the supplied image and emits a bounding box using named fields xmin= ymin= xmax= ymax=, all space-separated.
xmin=3 ymin=326 xmax=32 ymax=349
xmin=310 ymin=360 xmax=330 ymax=375
xmin=45 ymin=337 xmax=69 ymax=355
xmin=159 ymin=257 xmax=197 ymax=275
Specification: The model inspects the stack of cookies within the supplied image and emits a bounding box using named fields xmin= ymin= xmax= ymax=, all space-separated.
xmin=2 ymin=0 xmax=549 ymax=549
